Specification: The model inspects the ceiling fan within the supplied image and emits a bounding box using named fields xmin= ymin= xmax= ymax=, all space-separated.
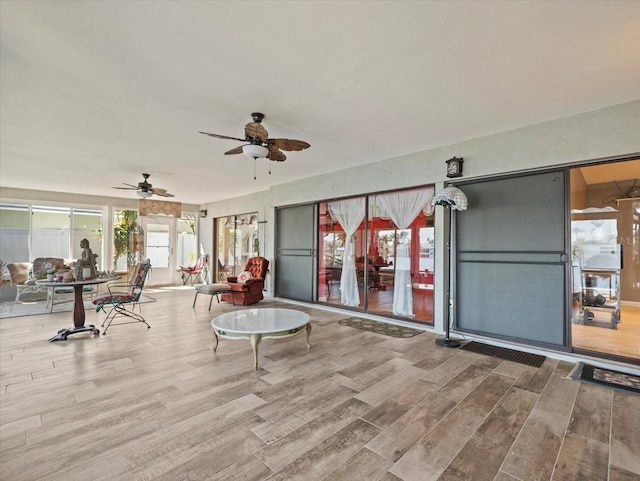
xmin=112 ymin=173 xmax=175 ymax=198
xmin=199 ymin=112 xmax=310 ymax=178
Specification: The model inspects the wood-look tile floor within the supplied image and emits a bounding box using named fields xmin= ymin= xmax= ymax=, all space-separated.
xmin=572 ymin=305 xmax=640 ymax=360
xmin=1 ymin=288 xmax=639 ymax=481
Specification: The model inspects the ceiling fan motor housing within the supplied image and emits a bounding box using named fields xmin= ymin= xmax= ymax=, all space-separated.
xmin=138 ymin=173 xmax=152 ymax=190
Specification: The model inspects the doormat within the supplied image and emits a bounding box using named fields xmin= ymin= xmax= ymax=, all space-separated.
xmin=338 ymin=318 xmax=424 ymax=338
xmin=460 ymin=341 xmax=546 ymax=367
xmin=575 ymin=363 xmax=640 ymax=394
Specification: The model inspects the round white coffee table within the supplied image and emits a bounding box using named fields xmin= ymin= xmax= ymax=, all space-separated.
xmin=211 ymin=308 xmax=311 ymax=370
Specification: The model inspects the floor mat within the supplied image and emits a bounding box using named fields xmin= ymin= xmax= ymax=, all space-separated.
xmin=576 ymin=363 xmax=640 ymax=394
xmin=460 ymin=341 xmax=546 ymax=367
xmin=338 ymin=317 xmax=424 ymax=338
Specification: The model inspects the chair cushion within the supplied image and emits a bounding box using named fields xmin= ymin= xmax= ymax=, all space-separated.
xmin=195 ymin=283 xmax=231 ymax=295
xmin=93 ymin=293 xmax=134 ymax=305
xmin=130 ymin=263 xmax=146 ymax=286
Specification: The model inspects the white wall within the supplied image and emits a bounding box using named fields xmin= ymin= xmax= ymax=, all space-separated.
xmin=201 ymin=100 xmax=640 ymax=334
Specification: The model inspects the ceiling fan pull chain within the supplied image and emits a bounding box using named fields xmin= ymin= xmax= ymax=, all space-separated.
xmin=254 ymin=158 xmax=257 ymax=180
xmin=269 ymin=161 xmax=272 ymax=175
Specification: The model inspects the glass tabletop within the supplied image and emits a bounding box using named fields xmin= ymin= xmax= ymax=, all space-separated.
xmin=36 ymin=278 xmax=111 ymax=287
xmin=211 ymin=308 xmax=310 ymax=334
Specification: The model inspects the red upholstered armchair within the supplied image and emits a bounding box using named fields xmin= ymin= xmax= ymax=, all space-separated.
xmin=220 ymin=257 xmax=269 ymax=306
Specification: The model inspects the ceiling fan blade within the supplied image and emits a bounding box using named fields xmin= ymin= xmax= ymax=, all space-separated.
xmin=112 ymin=186 xmax=137 ymax=190
xmin=245 ymin=122 xmax=268 ymax=142
xmin=123 ymin=182 xmax=138 ymax=188
xmin=267 ymin=144 xmax=287 ymax=162
xmin=268 ymin=138 xmax=310 ymax=151
xmin=150 ymin=187 xmax=175 ymax=197
xmin=224 ymin=145 xmax=245 ymax=155
xmin=154 ymin=191 xmax=175 ymax=198
xmin=199 ymin=131 xmax=246 ymax=142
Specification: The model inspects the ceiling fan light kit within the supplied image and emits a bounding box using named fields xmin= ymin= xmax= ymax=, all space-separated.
xmin=243 ymin=144 xmax=269 ymax=159
xmin=137 ymin=190 xmax=152 ymax=198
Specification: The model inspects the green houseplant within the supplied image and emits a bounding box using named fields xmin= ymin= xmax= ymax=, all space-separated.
xmin=113 ymin=210 xmax=138 ymax=271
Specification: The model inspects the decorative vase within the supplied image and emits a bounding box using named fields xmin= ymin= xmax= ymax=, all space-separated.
xmin=46 ymin=274 xmax=55 ymax=281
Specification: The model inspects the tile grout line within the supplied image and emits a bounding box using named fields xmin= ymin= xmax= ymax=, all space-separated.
xmin=548 ymin=378 xmax=581 ymax=481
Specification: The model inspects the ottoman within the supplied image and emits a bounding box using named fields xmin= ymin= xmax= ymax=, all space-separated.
xmin=193 ymin=283 xmax=233 ymax=310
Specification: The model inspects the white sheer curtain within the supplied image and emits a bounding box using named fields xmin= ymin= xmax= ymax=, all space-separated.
xmin=328 ymin=198 xmax=366 ymax=307
xmin=378 ymin=188 xmax=434 ymax=316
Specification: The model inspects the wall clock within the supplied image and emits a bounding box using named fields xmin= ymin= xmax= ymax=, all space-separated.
xmin=446 ymin=157 xmax=464 ymax=178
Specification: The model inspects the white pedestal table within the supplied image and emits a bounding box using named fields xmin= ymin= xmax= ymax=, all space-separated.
xmin=211 ymin=308 xmax=311 ymax=370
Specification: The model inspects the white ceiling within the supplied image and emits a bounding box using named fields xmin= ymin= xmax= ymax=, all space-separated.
xmin=1 ymin=1 xmax=639 ymax=205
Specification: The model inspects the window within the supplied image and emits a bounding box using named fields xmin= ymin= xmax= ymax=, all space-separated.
xmin=72 ymin=209 xmax=103 ymax=269
xmin=0 ymin=203 xmax=30 ymax=262
xmin=146 ymin=222 xmax=170 ymax=268
xmin=0 ymin=203 xmax=104 ymax=268
xmin=31 ymin=205 xmax=70 ymax=259
xmin=177 ymin=215 xmax=197 ymax=268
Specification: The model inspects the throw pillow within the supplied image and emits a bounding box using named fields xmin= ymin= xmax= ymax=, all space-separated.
xmin=237 ymin=271 xmax=252 ymax=284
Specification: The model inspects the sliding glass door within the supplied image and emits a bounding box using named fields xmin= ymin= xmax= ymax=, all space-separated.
xmin=455 ymin=171 xmax=567 ymax=347
xmin=570 ymin=159 xmax=640 ymax=361
xmin=214 ymin=213 xmax=258 ymax=281
xmin=318 ymin=186 xmax=435 ymax=324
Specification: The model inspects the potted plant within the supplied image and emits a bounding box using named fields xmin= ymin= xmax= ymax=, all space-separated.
xmin=45 ymin=269 xmax=57 ymax=281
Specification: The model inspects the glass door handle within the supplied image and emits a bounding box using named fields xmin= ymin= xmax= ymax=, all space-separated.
xmin=619 ymin=244 xmax=623 ymax=269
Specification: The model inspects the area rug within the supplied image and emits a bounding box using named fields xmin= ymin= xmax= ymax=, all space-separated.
xmin=338 ymin=317 xmax=424 ymax=338
xmin=573 ymin=363 xmax=640 ymax=394
xmin=460 ymin=341 xmax=546 ymax=367
xmin=0 ymin=295 xmax=156 ymax=319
